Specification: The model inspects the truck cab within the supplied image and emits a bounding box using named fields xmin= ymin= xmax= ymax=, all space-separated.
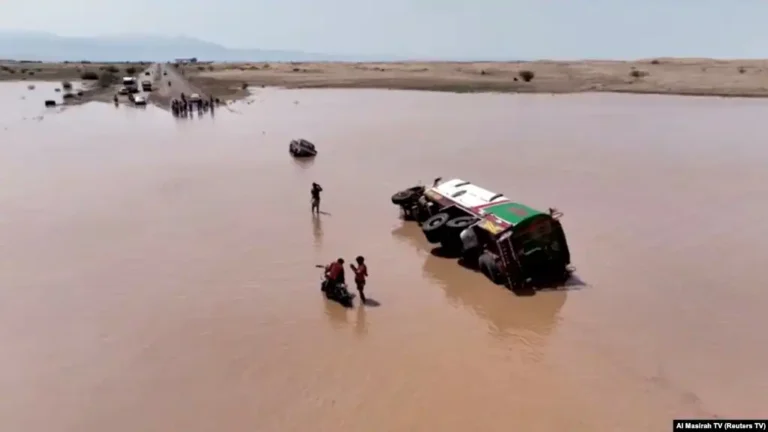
xmin=122 ymin=77 xmax=138 ymax=93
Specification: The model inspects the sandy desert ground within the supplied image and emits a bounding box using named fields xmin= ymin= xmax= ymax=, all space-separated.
xmin=4 ymin=58 xmax=768 ymax=99
xmin=180 ymin=58 xmax=768 ymax=97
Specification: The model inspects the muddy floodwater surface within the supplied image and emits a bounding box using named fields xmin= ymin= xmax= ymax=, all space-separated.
xmin=1 ymin=82 xmax=767 ymax=432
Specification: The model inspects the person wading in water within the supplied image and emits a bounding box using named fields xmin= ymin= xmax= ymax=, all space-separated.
xmin=350 ymin=256 xmax=368 ymax=304
xmin=311 ymin=182 xmax=323 ymax=215
xmin=323 ymin=258 xmax=346 ymax=294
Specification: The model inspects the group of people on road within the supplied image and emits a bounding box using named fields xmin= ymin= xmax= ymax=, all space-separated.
xmin=312 ymin=182 xmax=372 ymax=306
xmin=171 ymin=93 xmax=220 ymax=117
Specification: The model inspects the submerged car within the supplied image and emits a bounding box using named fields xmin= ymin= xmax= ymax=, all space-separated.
xmin=391 ymin=178 xmax=572 ymax=290
xmin=289 ymin=138 xmax=318 ymax=157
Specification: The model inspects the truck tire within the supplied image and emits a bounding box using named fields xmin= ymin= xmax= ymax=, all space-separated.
xmin=438 ymin=216 xmax=477 ymax=251
xmin=478 ymin=252 xmax=503 ymax=285
xmin=445 ymin=216 xmax=477 ymax=230
xmin=391 ymin=187 xmax=422 ymax=205
xmin=391 ymin=189 xmax=416 ymax=205
xmin=422 ymin=212 xmax=450 ymax=243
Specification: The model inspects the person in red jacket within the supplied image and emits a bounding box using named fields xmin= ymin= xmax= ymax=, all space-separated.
xmin=325 ymin=258 xmax=345 ymax=287
xmin=350 ymin=256 xmax=368 ymax=304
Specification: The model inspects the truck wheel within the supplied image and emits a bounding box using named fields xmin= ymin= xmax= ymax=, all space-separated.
xmin=439 ymin=216 xmax=478 ymax=251
xmin=478 ymin=252 xmax=503 ymax=285
xmin=391 ymin=187 xmax=422 ymax=205
xmin=445 ymin=216 xmax=477 ymax=230
xmin=422 ymin=212 xmax=450 ymax=243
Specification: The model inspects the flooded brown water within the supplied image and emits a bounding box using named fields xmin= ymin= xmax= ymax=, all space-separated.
xmin=2 ymin=82 xmax=768 ymax=432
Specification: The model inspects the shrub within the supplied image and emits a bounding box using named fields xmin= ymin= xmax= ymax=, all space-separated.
xmin=198 ymin=66 xmax=205 ymax=70
xmin=518 ymin=70 xmax=535 ymax=82
xmin=98 ymin=71 xmax=118 ymax=88
xmin=629 ymin=69 xmax=648 ymax=78
xmin=28 ymin=71 xmax=35 ymax=76
xmin=102 ymin=65 xmax=119 ymax=73
xmin=651 ymin=59 xmax=660 ymax=65
xmin=81 ymin=71 xmax=99 ymax=80
xmin=61 ymin=81 xmax=72 ymax=90
xmin=125 ymin=66 xmax=137 ymax=75
xmin=738 ymin=67 xmax=746 ymax=74
xmin=241 ymin=82 xmax=248 ymax=89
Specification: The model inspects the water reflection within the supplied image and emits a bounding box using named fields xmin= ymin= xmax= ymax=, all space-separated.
xmin=312 ymin=214 xmax=323 ymax=247
xmin=354 ymin=305 xmax=368 ymax=337
xmin=292 ymin=157 xmax=315 ymax=170
xmin=324 ymin=296 xmax=349 ymax=328
xmin=392 ymin=222 xmax=567 ymax=343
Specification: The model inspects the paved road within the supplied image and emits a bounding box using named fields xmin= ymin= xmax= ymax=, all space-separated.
xmin=116 ymin=63 xmax=209 ymax=109
xmin=148 ymin=63 xmax=208 ymax=107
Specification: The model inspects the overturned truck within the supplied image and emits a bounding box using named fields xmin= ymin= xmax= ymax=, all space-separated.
xmin=391 ymin=178 xmax=572 ymax=290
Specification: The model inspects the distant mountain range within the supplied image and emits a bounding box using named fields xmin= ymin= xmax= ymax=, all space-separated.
xmin=0 ymin=31 xmax=391 ymax=62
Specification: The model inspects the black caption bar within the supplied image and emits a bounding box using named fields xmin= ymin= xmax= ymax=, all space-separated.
xmin=674 ymin=420 xmax=768 ymax=430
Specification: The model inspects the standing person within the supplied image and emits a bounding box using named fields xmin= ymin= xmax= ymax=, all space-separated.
xmin=311 ymin=182 xmax=323 ymax=215
xmin=350 ymin=256 xmax=368 ymax=304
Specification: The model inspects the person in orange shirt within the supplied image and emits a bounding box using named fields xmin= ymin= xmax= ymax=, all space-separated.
xmin=324 ymin=258 xmax=345 ymax=287
xmin=350 ymin=256 xmax=368 ymax=304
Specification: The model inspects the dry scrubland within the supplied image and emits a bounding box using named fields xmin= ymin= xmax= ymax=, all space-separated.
xmin=180 ymin=58 xmax=768 ymax=97
xmin=0 ymin=60 xmax=149 ymax=83
xmin=5 ymin=58 xmax=768 ymax=98
xmin=0 ymin=60 xmax=154 ymax=104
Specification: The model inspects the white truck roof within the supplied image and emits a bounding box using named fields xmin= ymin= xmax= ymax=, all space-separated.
xmin=430 ymin=178 xmax=508 ymax=209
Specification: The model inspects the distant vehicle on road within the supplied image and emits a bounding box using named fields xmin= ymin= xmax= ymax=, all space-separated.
xmin=122 ymin=77 xmax=138 ymax=92
xmin=141 ymin=80 xmax=152 ymax=91
xmin=118 ymin=87 xmax=129 ymax=95
xmin=163 ymin=71 xmax=168 ymax=76
xmin=131 ymin=95 xmax=147 ymax=106
xmin=189 ymin=93 xmax=201 ymax=102
xmin=144 ymin=71 xmax=150 ymax=76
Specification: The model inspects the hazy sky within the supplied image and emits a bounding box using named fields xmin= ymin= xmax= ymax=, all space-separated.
xmin=1 ymin=0 xmax=766 ymax=59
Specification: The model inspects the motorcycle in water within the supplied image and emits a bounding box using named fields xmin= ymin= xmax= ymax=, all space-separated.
xmin=318 ymin=265 xmax=356 ymax=308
